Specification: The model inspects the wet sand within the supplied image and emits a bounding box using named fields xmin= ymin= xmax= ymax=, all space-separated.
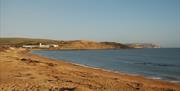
xmin=0 ymin=48 xmax=180 ymax=91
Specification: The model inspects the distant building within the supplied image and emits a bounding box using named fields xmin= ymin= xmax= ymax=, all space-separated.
xmin=50 ymin=44 xmax=59 ymax=47
xmin=39 ymin=43 xmax=50 ymax=48
xmin=22 ymin=45 xmax=39 ymax=48
xmin=22 ymin=43 xmax=58 ymax=48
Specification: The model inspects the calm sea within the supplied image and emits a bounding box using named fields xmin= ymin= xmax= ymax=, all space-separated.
xmin=32 ymin=48 xmax=180 ymax=83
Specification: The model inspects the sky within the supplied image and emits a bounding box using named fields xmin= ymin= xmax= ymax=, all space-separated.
xmin=0 ymin=0 xmax=180 ymax=48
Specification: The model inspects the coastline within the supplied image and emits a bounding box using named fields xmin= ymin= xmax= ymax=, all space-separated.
xmin=0 ymin=48 xmax=180 ymax=91
xmin=32 ymin=51 xmax=180 ymax=84
xmin=31 ymin=49 xmax=180 ymax=84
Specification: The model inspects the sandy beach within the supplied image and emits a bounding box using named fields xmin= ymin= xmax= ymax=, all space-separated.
xmin=0 ymin=48 xmax=180 ymax=91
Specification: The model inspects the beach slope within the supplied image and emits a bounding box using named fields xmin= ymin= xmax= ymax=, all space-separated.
xmin=0 ymin=48 xmax=179 ymax=91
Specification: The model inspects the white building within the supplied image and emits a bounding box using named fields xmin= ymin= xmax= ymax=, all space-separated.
xmin=39 ymin=43 xmax=50 ymax=48
xmin=50 ymin=44 xmax=59 ymax=47
xmin=22 ymin=45 xmax=39 ymax=48
xmin=22 ymin=43 xmax=58 ymax=48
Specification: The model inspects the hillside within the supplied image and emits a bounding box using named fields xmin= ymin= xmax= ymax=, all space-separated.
xmin=0 ymin=38 xmax=59 ymax=45
xmin=0 ymin=38 xmax=130 ymax=49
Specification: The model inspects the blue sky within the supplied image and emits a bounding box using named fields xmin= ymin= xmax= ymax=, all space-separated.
xmin=0 ymin=0 xmax=179 ymax=47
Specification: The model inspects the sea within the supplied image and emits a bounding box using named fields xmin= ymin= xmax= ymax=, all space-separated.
xmin=32 ymin=48 xmax=180 ymax=83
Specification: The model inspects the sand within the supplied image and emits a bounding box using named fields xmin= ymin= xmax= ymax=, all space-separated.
xmin=0 ymin=48 xmax=180 ymax=91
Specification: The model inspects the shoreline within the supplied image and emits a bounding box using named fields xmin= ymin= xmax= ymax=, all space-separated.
xmin=31 ymin=49 xmax=180 ymax=84
xmin=1 ymin=48 xmax=180 ymax=91
xmin=32 ymin=52 xmax=180 ymax=84
xmin=56 ymin=61 xmax=180 ymax=83
xmin=69 ymin=63 xmax=180 ymax=84
xmin=30 ymin=49 xmax=180 ymax=84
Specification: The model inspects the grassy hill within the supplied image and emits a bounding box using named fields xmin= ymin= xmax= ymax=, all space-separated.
xmin=0 ymin=37 xmax=130 ymax=49
xmin=0 ymin=38 xmax=59 ymax=46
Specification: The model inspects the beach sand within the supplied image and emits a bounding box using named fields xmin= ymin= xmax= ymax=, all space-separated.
xmin=0 ymin=48 xmax=180 ymax=91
